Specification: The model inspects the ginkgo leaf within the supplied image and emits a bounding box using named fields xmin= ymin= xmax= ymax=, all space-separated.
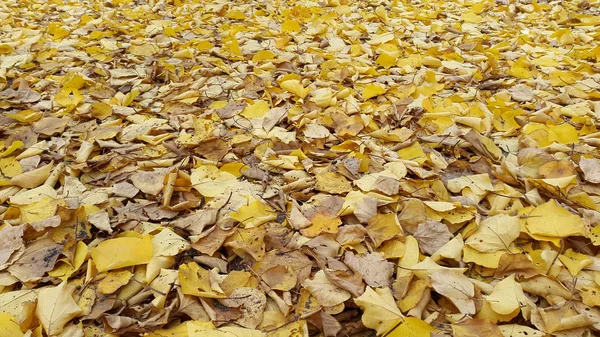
xmin=36 ymin=281 xmax=83 ymax=336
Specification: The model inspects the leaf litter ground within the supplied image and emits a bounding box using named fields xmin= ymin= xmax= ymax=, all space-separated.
xmin=1 ymin=0 xmax=600 ymax=336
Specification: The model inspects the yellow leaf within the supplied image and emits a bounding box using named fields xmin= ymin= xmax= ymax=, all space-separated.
xmin=152 ymin=228 xmax=190 ymax=257
xmin=300 ymin=213 xmax=341 ymax=237
xmin=90 ymin=234 xmax=153 ymax=272
xmin=190 ymin=165 xmax=237 ymax=197
xmin=229 ymin=200 xmax=276 ymax=227
xmin=387 ymin=317 xmax=436 ymax=337
xmin=281 ymin=19 xmax=301 ymax=33
xmin=240 ymin=100 xmax=270 ymax=119
xmin=98 ymin=270 xmax=133 ymax=294
xmin=252 ymin=50 xmax=275 ymax=62
xmin=128 ymin=44 xmax=159 ymax=56
xmin=36 ymin=281 xmax=83 ymax=336
xmin=507 ymin=58 xmax=531 ymax=79
xmin=590 ymin=225 xmax=600 ymax=246
xmin=0 ymin=141 xmax=23 ymax=158
xmin=362 ymin=84 xmax=387 ymax=100
xmin=376 ymin=43 xmax=400 ymax=57
xmin=280 ymin=80 xmax=311 ymax=98
xmin=484 ymin=275 xmax=530 ymax=316
xmin=54 ymin=88 xmax=84 ymax=109
xmin=551 ymin=28 xmax=577 ymax=45
xmin=526 ymin=200 xmax=587 ymax=238
xmin=19 ymin=197 xmax=57 ymax=224
xmin=303 ymin=270 xmax=350 ymax=307
xmin=558 ymin=249 xmax=593 ymax=276
xmin=145 ymin=320 xmax=216 ymax=337
xmin=315 ymin=171 xmax=352 ymax=194
xmin=498 ymin=325 xmax=545 ymax=337
xmin=178 ymin=262 xmax=224 ymax=298
xmin=397 ymin=142 xmax=427 ymax=164
xmin=549 ymin=70 xmax=583 ymax=86
xmin=91 ymin=102 xmax=113 ymax=119
xmin=579 ymin=284 xmax=600 ymax=307
xmin=462 ymin=11 xmax=482 ymax=23
xmin=122 ymin=89 xmax=140 ymax=106
xmin=355 ymin=286 xmax=404 ymax=335
xmin=226 ymin=10 xmax=246 ymax=20
xmin=195 ymin=40 xmax=214 ymax=51
xmin=465 ymin=214 xmax=520 ymax=253
xmin=48 ymin=241 xmax=87 ymax=281
xmin=219 ymin=162 xmax=247 ymax=177
xmin=223 ymin=38 xmax=242 ymax=57
xmin=6 ymin=109 xmax=43 ymax=124
xmin=376 ymin=53 xmax=396 ymax=68
xmin=0 ymin=313 xmax=24 ymax=337
xmin=62 ymin=73 xmax=85 ymax=90
xmin=0 ymin=157 xmax=22 ymax=177
xmin=462 ymin=245 xmax=504 ymax=268
xmin=48 ymin=22 xmax=69 ymax=39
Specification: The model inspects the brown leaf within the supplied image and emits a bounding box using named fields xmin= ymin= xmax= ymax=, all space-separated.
xmin=0 ymin=224 xmax=24 ymax=269
xmin=414 ymin=220 xmax=453 ymax=255
xmin=343 ymin=252 xmax=394 ymax=288
xmin=8 ymin=238 xmax=62 ymax=282
xmin=494 ymin=253 xmax=540 ymax=279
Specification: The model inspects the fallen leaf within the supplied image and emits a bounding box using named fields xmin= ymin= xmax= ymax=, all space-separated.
xmin=36 ymin=281 xmax=83 ymax=336
xmin=90 ymin=234 xmax=153 ymax=272
xmin=430 ymin=270 xmax=476 ymax=315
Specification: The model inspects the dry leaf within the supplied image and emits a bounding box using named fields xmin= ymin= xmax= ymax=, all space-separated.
xmin=36 ymin=281 xmax=83 ymax=336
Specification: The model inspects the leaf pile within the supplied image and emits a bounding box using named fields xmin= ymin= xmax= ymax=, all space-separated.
xmin=1 ymin=0 xmax=600 ymax=336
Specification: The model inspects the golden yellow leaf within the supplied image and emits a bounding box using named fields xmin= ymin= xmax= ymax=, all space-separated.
xmin=300 ymin=213 xmax=341 ymax=237
xmin=280 ymin=80 xmax=311 ymax=98
xmin=98 ymin=270 xmax=133 ymax=294
xmin=229 ymin=200 xmax=276 ymax=227
xmin=362 ymin=84 xmax=387 ymax=100
xmin=484 ymin=275 xmax=531 ymax=316
xmin=315 ymin=171 xmax=352 ymax=194
xmin=178 ymin=262 xmax=224 ymax=298
xmin=281 ymin=19 xmax=301 ymax=32
xmin=0 ymin=313 xmax=23 ymax=337
xmin=526 ymin=200 xmax=587 ymax=238
xmin=558 ymin=249 xmax=593 ymax=276
xmin=90 ymin=234 xmax=153 ymax=272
